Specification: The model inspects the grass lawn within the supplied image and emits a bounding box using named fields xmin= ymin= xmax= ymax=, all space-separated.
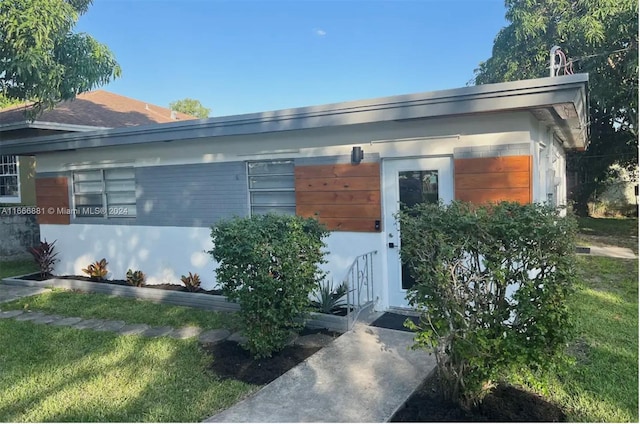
xmin=0 ymin=259 xmax=248 ymax=421
xmin=0 ymin=290 xmax=238 ymax=331
xmin=577 ymin=217 xmax=638 ymax=238
xmin=509 ymin=255 xmax=638 ymax=422
xmin=0 ymin=258 xmax=38 ymax=279
xmin=576 ymin=216 xmax=638 ymax=252
xmin=0 ymin=320 xmax=253 ymax=422
xmin=0 ymin=258 xmax=237 ymax=330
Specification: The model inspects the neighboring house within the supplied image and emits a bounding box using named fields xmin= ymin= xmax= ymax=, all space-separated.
xmin=0 ymin=90 xmax=197 ymax=205
xmin=587 ymin=164 xmax=638 ymax=217
xmin=2 ymin=74 xmax=588 ymax=310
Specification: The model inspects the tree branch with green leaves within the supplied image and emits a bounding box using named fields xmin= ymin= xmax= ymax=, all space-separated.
xmin=0 ymin=0 xmax=121 ymax=118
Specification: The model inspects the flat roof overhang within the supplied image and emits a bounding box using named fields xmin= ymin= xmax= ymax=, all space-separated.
xmin=0 ymin=74 xmax=589 ymax=156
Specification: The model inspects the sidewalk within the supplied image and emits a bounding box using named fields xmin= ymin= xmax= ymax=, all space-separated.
xmin=577 ymin=245 xmax=637 ymax=259
xmin=0 ymin=285 xmax=49 ymax=303
xmin=205 ymin=323 xmax=435 ymax=423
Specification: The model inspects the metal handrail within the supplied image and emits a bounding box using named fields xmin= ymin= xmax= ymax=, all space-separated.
xmin=342 ymin=250 xmax=378 ymax=330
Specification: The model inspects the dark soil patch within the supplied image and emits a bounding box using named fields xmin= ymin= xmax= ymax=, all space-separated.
xmin=203 ymin=328 xmax=339 ymax=385
xmin=392 ymin=372 xmax=566 ymax=422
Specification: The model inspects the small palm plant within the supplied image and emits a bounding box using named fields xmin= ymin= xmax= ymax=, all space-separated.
xmin=181 ymin=272 xmax=201 ymax=292
xmin=311 ymin=279 xmax=348 ymax=314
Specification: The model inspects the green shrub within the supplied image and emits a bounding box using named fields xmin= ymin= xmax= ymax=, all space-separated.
xmin=311 ymin=279 xmax=348 ymax=314
xmin=399 ymin=201 xmax=577 ymax=409
xmin=82 ymin=258 xmax=108 ymax=281
xmin=180 ymin=272 xmax=201 ymax=292
xmin=125 ymin=269 xmax=146 ymax=287
xmin=209 ymin=213 xmax=328 ymax=358
xmin=27 ymin=239 xmax=59 ymax=279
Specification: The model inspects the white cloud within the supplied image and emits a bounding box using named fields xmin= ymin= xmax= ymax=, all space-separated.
xmin=315 ymin=29 xmax=326 ymax=37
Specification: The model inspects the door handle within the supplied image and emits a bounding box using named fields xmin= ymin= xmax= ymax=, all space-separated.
xmin=388 ymin=242 xmax=396 ymax=248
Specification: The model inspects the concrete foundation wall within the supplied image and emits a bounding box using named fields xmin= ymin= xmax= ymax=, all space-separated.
xmin=0 ymin=213 xmax=40 ymax=260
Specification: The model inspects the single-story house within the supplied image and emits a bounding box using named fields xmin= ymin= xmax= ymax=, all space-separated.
xmin=1 ymin=74 xmax=589 ymax=310
xmin=0 ymin=90 xmax=196 ymax=206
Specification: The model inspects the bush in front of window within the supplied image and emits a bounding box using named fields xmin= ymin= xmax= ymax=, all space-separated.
xmin=209 ymin=213 xmax=329 ymax=358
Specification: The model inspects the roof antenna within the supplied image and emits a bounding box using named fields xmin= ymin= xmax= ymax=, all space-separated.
xmin=550 ymin=45 xmax=574 ymax=77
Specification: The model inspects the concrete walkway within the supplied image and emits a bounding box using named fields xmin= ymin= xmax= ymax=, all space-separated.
xmin=577 ymin=245 xmax=638 ymax=259
xmin=0 ymin=285 xmax=50 ymax=303
xmin=205 ymin=323 xmax=435 ymax=423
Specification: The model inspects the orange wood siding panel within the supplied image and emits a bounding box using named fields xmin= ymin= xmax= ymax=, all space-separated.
xmin=295 ymin=163 xmax=381 ymax=232
xmin=454 ymin=156 xmax=532 ymax=204
xmin=35 ymin=177 xmax=70 ymax=224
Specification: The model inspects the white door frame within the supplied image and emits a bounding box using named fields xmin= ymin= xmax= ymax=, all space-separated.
xmin=382 ymin=156 xmax=454 ymax=309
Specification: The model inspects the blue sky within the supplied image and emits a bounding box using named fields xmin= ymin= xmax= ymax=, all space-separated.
xmin=76 ymin=0 xmax=508 ymax=117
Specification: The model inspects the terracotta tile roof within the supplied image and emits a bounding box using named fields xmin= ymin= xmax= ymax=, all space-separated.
xmin=0 ymin=90 xmax=199 ymax=128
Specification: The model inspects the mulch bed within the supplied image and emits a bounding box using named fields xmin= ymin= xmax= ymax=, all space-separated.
xmin=17 ymin=274 xmax=353 ymax=315
xmin=19 ymin=273 xmax=223 ymax=295
xmin=202 ymin=328 xmax=340 ymax=385
xmin=391 ymin=372 xmax=566 ymax=422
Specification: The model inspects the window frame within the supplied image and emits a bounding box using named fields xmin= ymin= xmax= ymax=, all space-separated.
xmin=71 ymin=167 xmax=137 ymax=219
xmin=247 ymin=160 xmax=296 ymax=216
xmin=0 ymin=155 xmax=21 ymax=204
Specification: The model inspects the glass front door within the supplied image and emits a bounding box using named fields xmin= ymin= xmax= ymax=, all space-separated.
xmin=383 ymin=158 xmax=453 ymax=308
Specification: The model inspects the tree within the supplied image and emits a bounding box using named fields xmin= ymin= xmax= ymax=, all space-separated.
xmin=474 ymin=0 xmax=638 ymax=215
xmin=0 ymin=0 xmax=121 ymax=117
xmin=169 ymin=98 xmax=210 ymax=119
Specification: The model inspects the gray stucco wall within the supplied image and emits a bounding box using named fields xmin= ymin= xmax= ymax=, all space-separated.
xmin=135 ymin=161 xmax=249 ymax=227
xmin=37 ymin=155 xmax=383 ymax=229
xmin=0 ymin=213 xmax=40 ymax=260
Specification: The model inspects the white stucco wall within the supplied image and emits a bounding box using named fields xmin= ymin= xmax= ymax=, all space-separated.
xmin=530 ymin=117 xmax=568 ymax=208
xmin=40 ymin=223 xmax=387 ymax=303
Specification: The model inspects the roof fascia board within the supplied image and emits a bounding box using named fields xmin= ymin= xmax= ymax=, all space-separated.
xmin=0 ymin=121 xmax=111 ymax=132
xmin=2 ymin=74 xmax=588 ymax=155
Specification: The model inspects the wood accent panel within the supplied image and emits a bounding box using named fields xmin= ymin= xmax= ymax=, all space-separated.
xmin=454 ymin=156 xmax=532 ymax=204
xmin=296 ymin=190 xmax=380 ymax=205
xmin=295 ymin=176 xmax=380 ymax=192
xmin=455 ymin=189 xmax=531 ymax=205
xmin=297 ymin=204 xmax=381 ymax=219
xmin=35 ymin=177 xmax=70 ymax=225
xmin=455 ymin=156 xmax=530 ymax=174
xmin=456 ymin=171 xmax=530 ymax=190
xmin=295 ymin=163 xmax=380 ymax=178
xmin=295 ymin=163 xmax=381 ymax=232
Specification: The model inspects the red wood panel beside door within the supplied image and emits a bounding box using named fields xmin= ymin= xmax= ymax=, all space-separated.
xmin=35 ymin=177 xmax=70 ymax=224
xmin=454 ymin=156 xmax=532 ymax=204
xmin=295 ymin=163 xmax=382 ymax=232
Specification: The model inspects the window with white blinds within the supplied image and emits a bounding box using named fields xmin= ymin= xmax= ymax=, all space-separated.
xmin=0 ymin=155 xmax=20 ymax=202
xmin=73 ymin=168 xmax=136 ymax=218
xmin=247 ymin=160 xmax=295 ymax=215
